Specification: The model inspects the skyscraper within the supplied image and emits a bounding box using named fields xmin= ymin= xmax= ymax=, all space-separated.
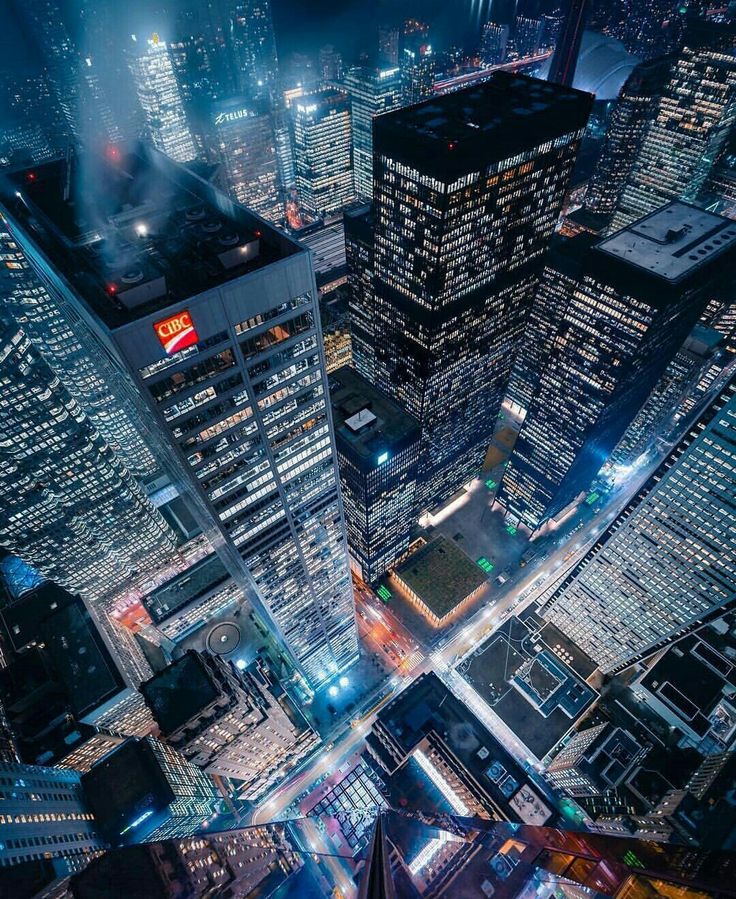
xmin=547 ymin=0 xmax=590 ymax=86
xmin=584 ymin=56 xmax=673 ymax=221
xmin=231 ymin=0 xmax=280 ymax=106
xmin=344 ymin=203 xmax=375 ymax=384
xmin=292 ymin=88 xmax=355 ymax=215
xmin=344 ymin=66 xmax=403 ymax=199
xmin=609 ymin=324 xmax=724 ymax=469
xmin=505 ymin=236 xmax=584 ymax=415
xmin=400 ymin=20 xmax=436 ymax=104
xmin=210 ymin=98 xmax=281 ymax=221
xmin=0 ymin=146 xmax=358 ymax=687
xmin=513 ymin=16 xmax=544 ymax=58
xmin=141 ymin=651 xmax=319 ymax=800
xmin=0 ymin=761 xmax=104 ymax=867
xmin=0 ymin=213 xmax=158 ymax=477
xmin=612 ymin=23 xmax=736 ymax=230
xmin=329 ymin=366 xmax=421 ymax=583
xmin=0 ymin=314 xmax=176 ymax=599
xmin=480 ymin=21 xmax=510 ymax=66
xmin=498 ymin=203 xmax=736 ymax=532
xmin=378 ymin=24 xmax=400 ymax=67
xmin=81 ymin=736 xmax=220 ymax=846
xmin=366 ymin=74 xmax=591 ymax=512
xmin=541 ymin=377 xmax=736 ymax=673
xmin=128 ymin=34 xmax=197 ymax=164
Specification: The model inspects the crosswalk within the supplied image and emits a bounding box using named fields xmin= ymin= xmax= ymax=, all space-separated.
xmin=404 ymin=649 xmax=424 ymax=672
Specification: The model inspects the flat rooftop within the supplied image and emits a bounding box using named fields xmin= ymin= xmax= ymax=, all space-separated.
xmin=595 ymin=202 xmax=736 ymax=284
xmin=1 ymin=143 xmax=302 ymax=329
xmin=141 ymin=652 xmax=220 ymax=735
xmin=330 ymin=366 xmax=420 ymax=464
xmin=374 ymin=72 xmax=592 ymax=177
xmin=394 ymin=536 xmax=485 ymax=620
xmin=143 ymin=553 xmax=231 ymax=625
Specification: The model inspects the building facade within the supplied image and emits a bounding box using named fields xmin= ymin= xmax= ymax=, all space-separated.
xmin=0 ymin=761 xmax=103 ymax=868
xmin=541 ymin=378 xmax=736 ymax=673
xmin=547 ymin=0 xmax=590 ymax=86
xmin=400 ymin=20 xmax=435 ymax=104
xmin=231 ymin=0 xmax=280 ymax=106
xmin=0 ymin=213 xmax=158 ymax=477
xmin=0 ymin=146 xmax=358 ymax=687
xmin=344 ymin=66 xmax=403 ymax=199
xmin=81 ymin=736 xmax=220 ymax=847
xmin=210 ymin=99 xmax=281 ymax=222
xmin=498 ymin=204 xmax=736 ymax=532
xmin=612 ymin=23 xmax=736 ymax=230
xmin=329 ymin=366 xmax=420 ymax=583
xmin=480 ymin=21 xmax=510 ymax=66
xmin=367 ymin=74 xmax=591 ymax=512
xmin=141 ymin=651 xmax=319 ymax=801
xmin=0 ymin=314 xmax=176 ymax=599
xmin=128 ymin=34 xmax=197 ymax=164
xmin=292 ymin=89 xmax=355 ymax=215
xmin=584 ymin=56 xmax=672 ymax=221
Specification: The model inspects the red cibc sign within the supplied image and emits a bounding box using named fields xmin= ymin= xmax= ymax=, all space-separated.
xmin=154 ymin=310 xmax=198 ymax=355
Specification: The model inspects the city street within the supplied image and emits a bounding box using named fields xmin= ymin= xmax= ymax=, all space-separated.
xmin=247 ymin=444 xmax=670 ymax=835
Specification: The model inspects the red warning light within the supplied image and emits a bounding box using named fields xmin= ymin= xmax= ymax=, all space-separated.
xmin=106 ymin=145 xmax=121 ymax=161
xmin=254 ymin=230 xmax=262 ymax=237
xmin=26 ymin=172 xmax=36 ymax=182
xmin=447 ymin=141 xmax=457 ymax=151
xmin=106 ymin=283 xmax=117 ymax=295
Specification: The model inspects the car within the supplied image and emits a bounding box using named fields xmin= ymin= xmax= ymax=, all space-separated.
xmin=495 ymin=574 xmax=509 ymax=585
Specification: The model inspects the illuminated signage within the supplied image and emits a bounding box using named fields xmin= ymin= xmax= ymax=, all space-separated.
xmin=154 ymin=310 xmax=198 ymax=355
xmin=214 ymin=107 xmax=251 ymax=126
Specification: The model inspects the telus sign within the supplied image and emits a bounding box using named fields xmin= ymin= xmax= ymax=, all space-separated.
xmin=154 ymin=310 xmax=198 ymax=355
xmin=214 ymin=108 xmax=251 ymax=126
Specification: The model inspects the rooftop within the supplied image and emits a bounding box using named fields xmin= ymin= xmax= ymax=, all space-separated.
xmin=595 ymin=202 xmax=736 ymax=285
xmin=81 ymin=737 xmax=174 ymax=845
xmin=143 ymin=553 xmax=231 ymax=625
xmin=0 ymin=143 xmax=302 ymax=329
xmin=373 ymin=72 xmax=592 ymax=178
xmin=369 ymin=672 xmax=557 ymax=825
xmin=639 ymin=629 xmax=736 ymax=737
xmin=330 ymin=366 xmax=420 ymax=466
xmin=141 ymin=652 xmax=220 ymax=735
xmin=459 ymin=613 xmax=597 ymax=759
xmin=394 ymin=536 xmax=485 ymax=620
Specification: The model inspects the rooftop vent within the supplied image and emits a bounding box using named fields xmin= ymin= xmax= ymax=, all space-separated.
xmin=120 ymin=269 xmax=144 ymax=285
xmin=185 ymin=206 xmax=206 ymax=222
xmin=218 ymin=231 xmax=240 ymax=247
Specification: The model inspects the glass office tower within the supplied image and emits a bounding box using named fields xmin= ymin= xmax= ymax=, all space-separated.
xmin=498 ymin=203 xmax=736 ymax=532
xmin=128 ymin=34 xmax=197 ymax=164
xmin=542 ymin=378 xmax=736 ymax=673
xmin=292 ymin=88 xmax=355 ymax=216
xmin=343 ymin=66 xmax=402 ymax=199
xmin=612 ymin=22 xmax=736 ymax=230
xmin=0 ymin=314 xmax=176 ymax=599
xmin=367 ymin=73 xmax=592 ymax=512
xmin=0 ymin=145 xmax=358 ymax=687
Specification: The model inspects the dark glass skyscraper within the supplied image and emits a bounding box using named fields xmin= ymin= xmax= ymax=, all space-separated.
xmin=498 ymin=202 xmax=736 ymax=532
xmin=365 ymin=74 xmax=591 ymax=512
xmin=547 ymin=0 xmax=590 ymax=87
